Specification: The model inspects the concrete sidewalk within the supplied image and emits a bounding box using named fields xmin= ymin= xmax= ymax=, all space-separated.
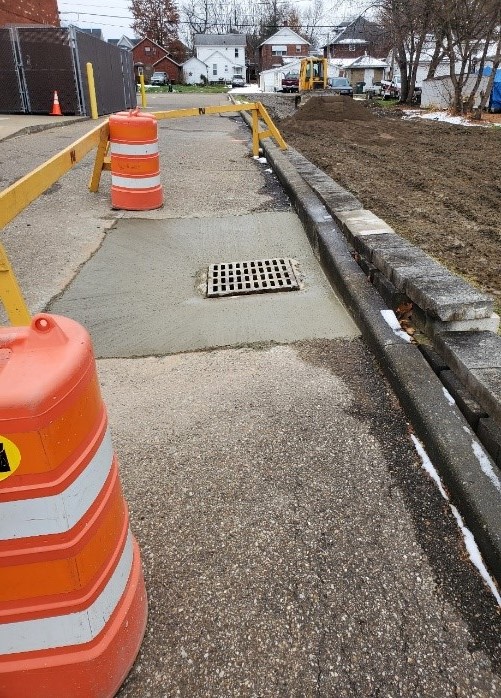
xmin=0 ymin=113 xmax=87 ymax=142
xmin=2 ymin=95 xmax=501 ymax=696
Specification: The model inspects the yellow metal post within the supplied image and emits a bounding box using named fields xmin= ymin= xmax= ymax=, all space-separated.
xmin=251 ymin=107 xmax=260 ymax=156
xmin=0 ymin=244 xmax=31 ymax=326
xmin=86 ymin=62 xmax=99 ymax=120
xmin=256 ymin=102 xmax=287 ymax=150
xmin=140 ymin=74 xmax=146 ymax=108
xmin=89 ymin=122 xmax=110 ymax=192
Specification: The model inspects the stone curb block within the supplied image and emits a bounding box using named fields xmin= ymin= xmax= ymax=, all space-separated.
xmin=241 ymin=110 xmax=501 ymax=585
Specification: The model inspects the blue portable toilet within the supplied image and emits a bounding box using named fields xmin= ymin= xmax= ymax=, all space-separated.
xmin=482 ymin=66 xmax=501 ymax=112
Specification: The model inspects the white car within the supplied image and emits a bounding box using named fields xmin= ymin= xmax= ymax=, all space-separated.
xmin=150 ymin=71 xmax=169 ymax=86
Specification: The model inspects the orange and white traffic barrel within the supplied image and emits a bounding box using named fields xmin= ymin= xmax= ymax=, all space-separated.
xmin=0 ymin=314 xmax=147 ymax=698
xmin=109 ymin=107 xmax=163 ymax=210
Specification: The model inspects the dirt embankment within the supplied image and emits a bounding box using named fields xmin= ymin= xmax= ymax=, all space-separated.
xmin=277 ymin=96 xmax=501 ymax=304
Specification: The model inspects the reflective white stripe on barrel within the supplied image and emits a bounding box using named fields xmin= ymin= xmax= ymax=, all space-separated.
xmin=110 ymin=142 xmax=159 ymax=156
xmin=0 ymin=429 xmax=113 ymax=540
xmin=0 ymin=531 xmax=134 ymax=655
xmin=111 ymin=174 xmax=161 ymax=189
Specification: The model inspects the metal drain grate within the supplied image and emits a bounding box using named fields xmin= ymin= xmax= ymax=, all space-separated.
xmin=207 ymin=258 xmax=300 ymax=298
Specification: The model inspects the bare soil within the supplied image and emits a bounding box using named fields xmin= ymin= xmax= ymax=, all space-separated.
xmin=277 ymin=96 xmax=501 ymax=305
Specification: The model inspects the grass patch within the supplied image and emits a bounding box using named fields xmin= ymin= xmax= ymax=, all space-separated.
xmin=142 ymin=84 xmax=231 ymax=94
xmin=370 ymin=98 xmax=400 ymax=108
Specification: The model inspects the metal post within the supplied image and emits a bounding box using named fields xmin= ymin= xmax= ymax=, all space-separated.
xmin=86 ymin=62 xmax=99 ymax=119
xmin=0 ymin=244 xmax=31 ymax=326
xmin=140 ymin=73 xmax=147 ymax=108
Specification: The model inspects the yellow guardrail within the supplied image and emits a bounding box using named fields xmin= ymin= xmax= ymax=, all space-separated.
xmin=0 ymin=120 xmax=109 ymax=325
xmin=90 ymin=102 xmax=287 ymax=192
xmin=0 ymin=101 xmax=286 ymax=324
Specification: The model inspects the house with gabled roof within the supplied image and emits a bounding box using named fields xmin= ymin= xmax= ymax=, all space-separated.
xmin=182 ymin=56 xmax=209 ymax=85
xmin=132 ymin=36 xmax=183 ymax=82
xmin=258 ymin=27 xmax=310 ymax=73
xmin=344 ymin=53 xmax=387 ymax=88
xmin=322 ymin=16 xmax=389 ymax=60
xmin=194 ymin=34 xmax=247 ymax=83
xmin=108 ymin=36 xmax=139 ymax=50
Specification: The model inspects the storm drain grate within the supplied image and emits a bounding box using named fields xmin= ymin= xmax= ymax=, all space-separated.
xmin=207 ymin=258 xmax=300 ymax=298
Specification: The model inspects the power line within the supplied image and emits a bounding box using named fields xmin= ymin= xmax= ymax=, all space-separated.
xmin=59 ymin=12 xmax=346 ymax=29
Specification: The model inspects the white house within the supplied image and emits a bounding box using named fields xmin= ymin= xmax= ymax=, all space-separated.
xmin=182 ymin=56 xmax=208 ymax=85
xmin=194 ymin=34 xmax=247 ymax=83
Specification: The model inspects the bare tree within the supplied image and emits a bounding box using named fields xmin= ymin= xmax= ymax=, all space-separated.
xmin=472 ymin=25 xmax=501 ymax=117
xmin=130 ymin=0 xmax=180 ymax=47
xmin=302 ymin=0 xmax=325 ymax=48
xmin=378 ymin=0 xmax=435 ymax=103
xmin=434 ymin=0 xmax=500 ymax=113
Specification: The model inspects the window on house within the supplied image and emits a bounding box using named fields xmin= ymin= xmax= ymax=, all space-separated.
xmin=144 ymin=46 xmax=151 ymax=53
xmin=271 ymin=45 xmax=287 ymax=56
xmin=296 ymin=45 xmax=301 ymax=53
xmin=212 ymin=64 xmax=217 ymax=75
xmin=349 ymin=44 xmax=355 ymax=51
xmin=235 ymin=48 xmax=239 ymax=58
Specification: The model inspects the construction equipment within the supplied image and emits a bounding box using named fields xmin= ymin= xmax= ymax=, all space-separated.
xmin=299 ymin=57 xmax=328 ymax=91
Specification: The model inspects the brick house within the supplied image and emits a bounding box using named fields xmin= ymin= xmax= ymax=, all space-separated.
xmin=258 ymin=27 xmax=310 ymax=73
xmin=322 ymin=16 xmax=388 ymax=60
xmin=0 ymin=0 xmax=59 ymax=26
xmin=132 ymin=37 xmax=181 ymax=83
xmin=152 ymin=55 xmax=182 ymax=83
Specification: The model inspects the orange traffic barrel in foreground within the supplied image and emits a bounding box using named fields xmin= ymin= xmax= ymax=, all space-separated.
xmin=0 ymin=314 xmax=147 ymax=698
xmin=110 ymin=107 xmax=164 ymax=210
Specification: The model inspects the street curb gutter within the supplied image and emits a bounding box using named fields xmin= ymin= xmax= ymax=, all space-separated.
xmin=240 ymin=110 xmax=501 ymax=586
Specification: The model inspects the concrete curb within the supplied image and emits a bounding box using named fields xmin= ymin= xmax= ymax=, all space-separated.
xmin=239 ymin=107 xmax=501 ymax=585
xmin=0 ymin=117 xmax=89 ymax=143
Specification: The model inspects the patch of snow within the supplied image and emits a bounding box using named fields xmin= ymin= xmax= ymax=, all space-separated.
xmin=255 ymin=157 xmax=267 ymax=164
xmin=403 ymin=109 xmax=490 ymax=128
xmin=380 ymin=309 xmax=412 ymax=343
xmin=442 ymin=386 xmax=456 ymax=406
xmin=450 ymin=504 xmax=501 ymax=605
xmin=471 ymin=440 xmax=501 ymax=492
xmin=265 ymin=168 xmax=273 ymax=173
xmin=228 ymin=85 xmax=262 ymax=93
xmin=410 ymin=434 xmax=501 ymax=606
xmin=410 ymin=435 xmax=448 ymax=500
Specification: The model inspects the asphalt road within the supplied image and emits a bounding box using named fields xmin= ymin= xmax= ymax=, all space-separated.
xmin=2 ymin=92 xmax=501 ymax=696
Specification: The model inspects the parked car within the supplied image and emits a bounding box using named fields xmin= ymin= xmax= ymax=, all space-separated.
xmin=282 ymin=71 xmax=300 ymax=93
xmin=231 ymin=75 xmax=246 ymax=88
xmin=380 ymin=79 xmax=400 ymax=99
xmin=150 ymin=71 xmax=169 ymax=86
xmin=327 ymin=77 xmax=353 ymax=96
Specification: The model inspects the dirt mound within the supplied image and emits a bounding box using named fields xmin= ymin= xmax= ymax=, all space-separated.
xmin=289 ymin=95 xmax=374 ymax=123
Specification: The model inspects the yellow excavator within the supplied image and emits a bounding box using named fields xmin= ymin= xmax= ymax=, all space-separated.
xmin=298 ymin=57 xmax=328 ymax=91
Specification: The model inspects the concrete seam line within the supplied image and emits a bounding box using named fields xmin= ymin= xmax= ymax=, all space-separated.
xmin=240 ymin=106 xmax=501 ymax=584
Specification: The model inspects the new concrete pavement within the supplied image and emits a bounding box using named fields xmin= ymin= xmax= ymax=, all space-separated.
xmin=2 ymin=94 xmax=501 ymax=696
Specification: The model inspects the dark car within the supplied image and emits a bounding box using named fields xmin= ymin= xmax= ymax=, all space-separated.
xmin=231 ymin=75 xmax=246 ymax=88
xmin=327 ymin=77 xmax=353 ymax=96
xmin=282 ymin=71 xmax=299 ymax=93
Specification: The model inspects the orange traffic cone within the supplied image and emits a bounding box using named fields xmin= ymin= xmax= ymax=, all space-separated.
xmin=50 ymin=90 xmax=63 ymax=116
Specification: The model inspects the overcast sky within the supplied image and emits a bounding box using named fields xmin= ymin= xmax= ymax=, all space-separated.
xmin=58 ymin=0 xmax=135 ymax=40
xmin=57 ymin=0 xmax=370 ymax=42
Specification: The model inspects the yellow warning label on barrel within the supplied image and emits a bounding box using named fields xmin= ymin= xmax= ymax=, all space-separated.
xmin=0 ymin=436 xmax=21 ymax=482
